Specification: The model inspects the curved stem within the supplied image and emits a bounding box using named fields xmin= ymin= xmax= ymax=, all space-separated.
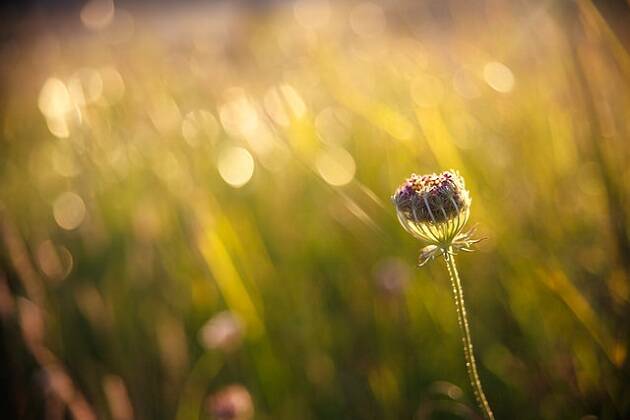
xmin=444 ymin=249 xmax=495 ymax=420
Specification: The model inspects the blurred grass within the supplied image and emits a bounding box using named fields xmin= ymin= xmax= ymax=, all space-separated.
xmin=1 ymin=0 xmax=630 ymax=419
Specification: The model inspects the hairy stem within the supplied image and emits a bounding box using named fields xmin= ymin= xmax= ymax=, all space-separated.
xmin=444 ymin=249 xmax=495 ymax=420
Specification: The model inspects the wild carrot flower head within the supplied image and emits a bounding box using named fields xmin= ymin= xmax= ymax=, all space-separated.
xmin=393 ymin=171 xmax=470 ymax=224
xmin=392 ymin=170 xmax=480 ymax=265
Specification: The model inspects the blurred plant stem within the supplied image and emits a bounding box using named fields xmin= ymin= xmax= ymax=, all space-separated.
xmin=175 ymin=352 xmax=222 ymax=420
xmin=565 ymin=0 xmax=630 ymax=275
xmin=444 ymin=250 xmax=495 ymax=420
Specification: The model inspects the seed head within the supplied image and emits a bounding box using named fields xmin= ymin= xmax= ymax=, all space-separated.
xmin=393 ymin=171 xmax=470 ymax=224
xmin=392 ymin=170 xmax=479 ymax=265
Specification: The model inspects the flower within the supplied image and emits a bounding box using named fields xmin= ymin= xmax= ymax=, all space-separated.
xmin=392 ymin=170 xmax=481 ymax=266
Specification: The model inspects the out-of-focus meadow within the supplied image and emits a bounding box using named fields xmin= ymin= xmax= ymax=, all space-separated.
xmin=1 ymin=0 xmax=630 ymax=419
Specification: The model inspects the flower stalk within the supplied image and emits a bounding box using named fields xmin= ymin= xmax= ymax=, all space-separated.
xmin=444 ymin=249 xmax=494 ymax=420
xmin=391 ymin=170 xmax=494 ymax=419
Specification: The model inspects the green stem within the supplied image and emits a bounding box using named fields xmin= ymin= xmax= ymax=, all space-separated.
xmin=444 ymin=248 xmax=495 ymax=420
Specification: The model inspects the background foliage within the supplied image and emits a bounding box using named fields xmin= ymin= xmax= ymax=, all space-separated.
xmin=1 ymin=0 xmax=629 ymax=419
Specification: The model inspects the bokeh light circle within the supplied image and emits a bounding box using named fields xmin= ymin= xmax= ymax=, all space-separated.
xmin=53 ymin=192 xmax=86 ymax=230
xmin=316 ymin=146 xmax=356 ymax=186
xmin=217 ymin=146 xmax=255 ymax=188
xmin=483 ymin=61 xmax=515 ymax=93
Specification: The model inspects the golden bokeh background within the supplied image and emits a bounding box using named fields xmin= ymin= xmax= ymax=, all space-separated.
xmin=1 ymin=0 xmax=629 ymax=419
